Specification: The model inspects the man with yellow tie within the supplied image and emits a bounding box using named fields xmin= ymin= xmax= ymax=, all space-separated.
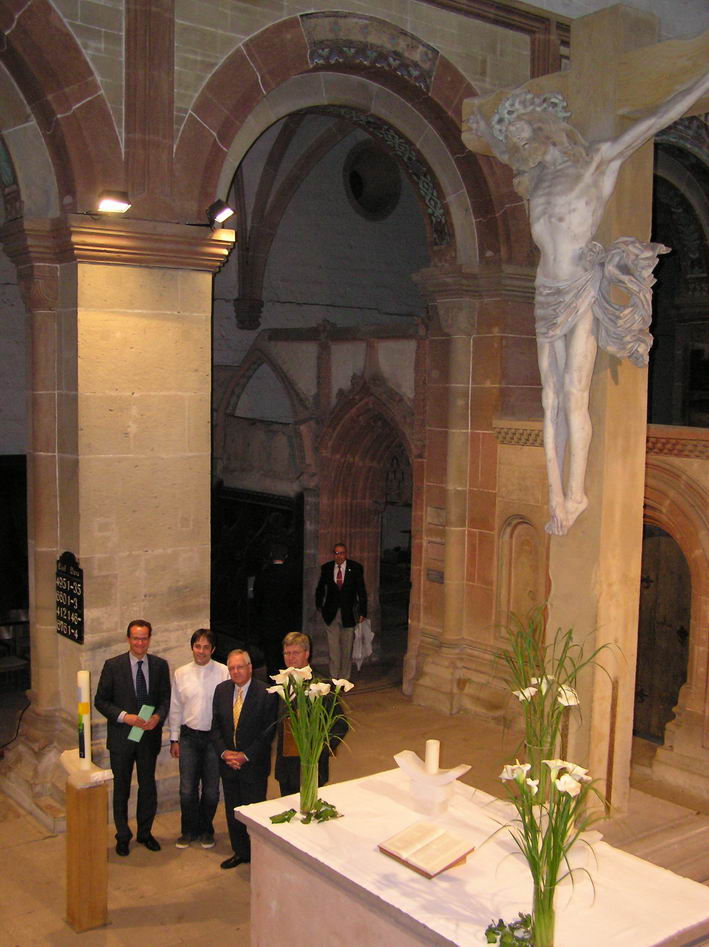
xmin=210 ymin=649 xmax=277 ymax=869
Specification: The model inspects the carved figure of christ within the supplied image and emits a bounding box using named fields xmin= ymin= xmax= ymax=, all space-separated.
xmin=465 ymin=70 xmax=709 ymax=535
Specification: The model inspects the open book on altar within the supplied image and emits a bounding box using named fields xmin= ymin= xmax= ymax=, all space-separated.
xmin=378 ymin=821 xmax=475 ymax=879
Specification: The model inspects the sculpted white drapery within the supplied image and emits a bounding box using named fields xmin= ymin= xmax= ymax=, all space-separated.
xmin=465 ymin=72 xmax=709 ymax=535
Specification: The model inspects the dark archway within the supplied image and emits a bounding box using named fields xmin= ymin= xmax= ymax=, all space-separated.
xmin=649 ymin=121 xmax=709 ymax=426
xmin=634 ymin=525 xmax=690 ymax=743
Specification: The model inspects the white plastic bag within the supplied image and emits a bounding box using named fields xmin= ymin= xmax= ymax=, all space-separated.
xmin=352 ymin=618 xmax=373 ymax=670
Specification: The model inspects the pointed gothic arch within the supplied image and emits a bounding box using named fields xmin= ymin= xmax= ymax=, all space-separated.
xmin=214 ymin=342 xmax=311 ymax=481
xmin=318 ymin=377 xmax=414 ymax=640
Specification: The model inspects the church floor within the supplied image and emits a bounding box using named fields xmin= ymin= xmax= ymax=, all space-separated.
xmin=1 ymin=683 xmax=708 ymax=945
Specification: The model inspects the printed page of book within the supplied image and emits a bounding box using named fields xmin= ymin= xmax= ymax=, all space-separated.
xmin=406 ymin=830 xmax=473 ymax=877
xmin=380 ymin=821 xmax=444 ymax=861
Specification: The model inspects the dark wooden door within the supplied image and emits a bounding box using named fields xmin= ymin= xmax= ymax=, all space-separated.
xmin=634 ymin=525 xmax=690 ymax=743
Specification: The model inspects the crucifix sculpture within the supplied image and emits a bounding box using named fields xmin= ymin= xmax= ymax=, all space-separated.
xmin=463 ymin=69 xmax=709 ymax=536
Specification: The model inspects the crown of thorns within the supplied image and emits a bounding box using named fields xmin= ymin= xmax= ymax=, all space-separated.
xmin=491 ymin=91 xmax=571 ymax=140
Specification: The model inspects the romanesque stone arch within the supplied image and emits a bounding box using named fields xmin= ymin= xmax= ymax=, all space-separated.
xmin=173 ymin=12 xmax=530 ymax=268
xmin=0 ymin=0 xmax=123 ymax=210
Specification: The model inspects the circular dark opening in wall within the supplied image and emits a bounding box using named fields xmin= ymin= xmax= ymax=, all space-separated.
xmin=343 ymin=142 xmax=401 ymax=220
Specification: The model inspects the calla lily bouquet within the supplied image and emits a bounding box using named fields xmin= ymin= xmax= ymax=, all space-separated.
xmin=487 ymin=610 xmax=608 ymax=947
xmin=267 ymin=665 xmax=353 ymax=823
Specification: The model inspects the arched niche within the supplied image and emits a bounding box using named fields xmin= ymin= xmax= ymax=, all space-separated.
xmin=495 ymin=515 xmax=547 ymax=640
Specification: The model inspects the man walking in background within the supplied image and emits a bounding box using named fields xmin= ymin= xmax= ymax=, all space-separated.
xmin=315 ymin=542 xmax=367 ymax=680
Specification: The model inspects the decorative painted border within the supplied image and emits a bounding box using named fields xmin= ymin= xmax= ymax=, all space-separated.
xmin=647 ymin=427 xmax=709 ymax=459
xmin=493 ymin=419 xmax=543 ymax=448
xmin=302 ymin=13 xmax=439 ymax=92
xmin=493 ymin=420 xmax=709 ymax=458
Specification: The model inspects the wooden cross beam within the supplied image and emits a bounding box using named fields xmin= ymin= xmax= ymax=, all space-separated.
xmin=462 ymin=26 xmax=709 ymax=157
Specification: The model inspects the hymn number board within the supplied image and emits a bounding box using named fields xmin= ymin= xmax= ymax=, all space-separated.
xmin=56 ymin=551 xmax=84 ymax=644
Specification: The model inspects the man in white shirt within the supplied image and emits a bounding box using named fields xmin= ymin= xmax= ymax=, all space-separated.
xmin=168 ymin=628 xmax=229 ymax=849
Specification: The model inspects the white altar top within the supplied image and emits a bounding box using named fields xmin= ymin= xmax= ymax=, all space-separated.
xmin=237 ymin=768 xmax=709 ymax=946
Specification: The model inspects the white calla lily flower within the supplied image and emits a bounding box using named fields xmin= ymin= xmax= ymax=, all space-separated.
xmin=555 ymin=772 xmax=582 ymax=797
xmin=307 ymin=682 xmax=331 ymax=701
xmin=513 ymin=686 xmax=538 ymax=702
xmin=542 ymin=758 xmax=568 ymax=777
xmin=287 ymin=664 xmax=313 ymax=682
xmin=530 ymin=675 xmax=553 ymax=694
xmin=332 ymin=678 xmax=354 ymax=692
xmin=557 ymin=684 xmax=580 ymax=706
xmin=500 ymin=760 xmax=531 ymax=782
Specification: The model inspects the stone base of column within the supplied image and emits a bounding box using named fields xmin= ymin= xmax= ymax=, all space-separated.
xmin=411 ymin=645 xmax=511 ymax=720
xmin=411 ymin=651 xmax=458 ymax=714
xmin=0 ymin=702 xmax=76 ymax=830
xmin=650 ymin=708 xmax=709 ymax=811
xmin=0 ymin=708 xmax=180 ymax=831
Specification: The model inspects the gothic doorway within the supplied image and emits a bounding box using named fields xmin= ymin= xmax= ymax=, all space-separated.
xmin=634 ymin=524 xmax=691 ymax=744
xmin=317 ymin=388 xmax=415 ymax=686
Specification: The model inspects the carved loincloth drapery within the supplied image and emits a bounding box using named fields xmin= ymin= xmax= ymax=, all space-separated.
xmin=535 ymin=237 xmax=670 ymax=366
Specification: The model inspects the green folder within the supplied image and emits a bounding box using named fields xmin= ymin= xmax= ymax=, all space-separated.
xmin=127 ymin=704 xmax=155 ymax=742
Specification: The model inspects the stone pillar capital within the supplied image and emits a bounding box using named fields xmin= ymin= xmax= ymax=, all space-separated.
xmin=0 ymin=214 xmax=235 ymax=274
xmin=413 ymin=262 xmax=535 ymax=336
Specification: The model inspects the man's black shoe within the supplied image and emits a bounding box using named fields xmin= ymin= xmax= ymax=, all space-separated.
xmin=115 ymin=839 xmax=130 ymax=856
xmin=220 ymin=854 xmax=249 ymax=869
xmin=137 ymin=835 xmax=161 ymax=852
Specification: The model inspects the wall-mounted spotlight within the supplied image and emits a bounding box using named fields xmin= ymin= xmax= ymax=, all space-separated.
xmin=206 ymin=199 xmax=235 ymax=228
xmin=97 ymin=190 xmax=132 ymax=214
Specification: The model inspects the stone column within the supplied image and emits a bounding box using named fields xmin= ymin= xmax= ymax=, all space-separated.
xmin=409 ymin=263 xmax=535 ymax=710
xmin=0 ymin=215 xmax=233 ymax=825
xmin=547 ymin=6 xmax=659 ymax=812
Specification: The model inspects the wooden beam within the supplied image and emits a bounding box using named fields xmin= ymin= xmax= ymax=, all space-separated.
xmin=616 ymin=30 xmax=709 ymax=118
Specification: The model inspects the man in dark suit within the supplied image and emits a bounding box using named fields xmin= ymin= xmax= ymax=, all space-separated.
xmin=94 ymin=619 xmax=171 ymax=856
xmin=315 ymin=542 xmax=367 ymax=679
xmin=275 ymin=632 xmax=348 ymax=797
xmin=210 ymin=648 xmax=277 ymax=869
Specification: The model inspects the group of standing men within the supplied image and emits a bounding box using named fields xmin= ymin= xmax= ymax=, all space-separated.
xmin=95 ymin=623 xmax=278 ymax=868
xmin=94 ymin=541 xmax=364 ymax=869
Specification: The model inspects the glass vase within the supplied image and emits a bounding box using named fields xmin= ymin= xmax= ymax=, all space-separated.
xmin=532 ymin=879 xmax=556 ymax=947
xmin=299 ymin=756 xmax=319 ymax=814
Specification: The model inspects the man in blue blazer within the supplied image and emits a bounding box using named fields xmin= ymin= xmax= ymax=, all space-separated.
xmin=315 ymin=542 xmax=367 ymax=679
xmin=210 ymin=649 xmax=277 ymax=868
xmin=95 ymin=619 xmax=171 ymax=856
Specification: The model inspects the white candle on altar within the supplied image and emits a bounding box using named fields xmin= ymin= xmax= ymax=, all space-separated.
xmin=77 ymin=670 xmax=92 ymax=770
xmin=424 ymin=739 xmax=439 ymax=774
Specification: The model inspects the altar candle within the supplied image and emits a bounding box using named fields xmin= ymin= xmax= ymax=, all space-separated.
xmin=77 ymin=670 xmax=92 ymax=770
xmin=425 ymin=738 xmax=440 ymax=774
